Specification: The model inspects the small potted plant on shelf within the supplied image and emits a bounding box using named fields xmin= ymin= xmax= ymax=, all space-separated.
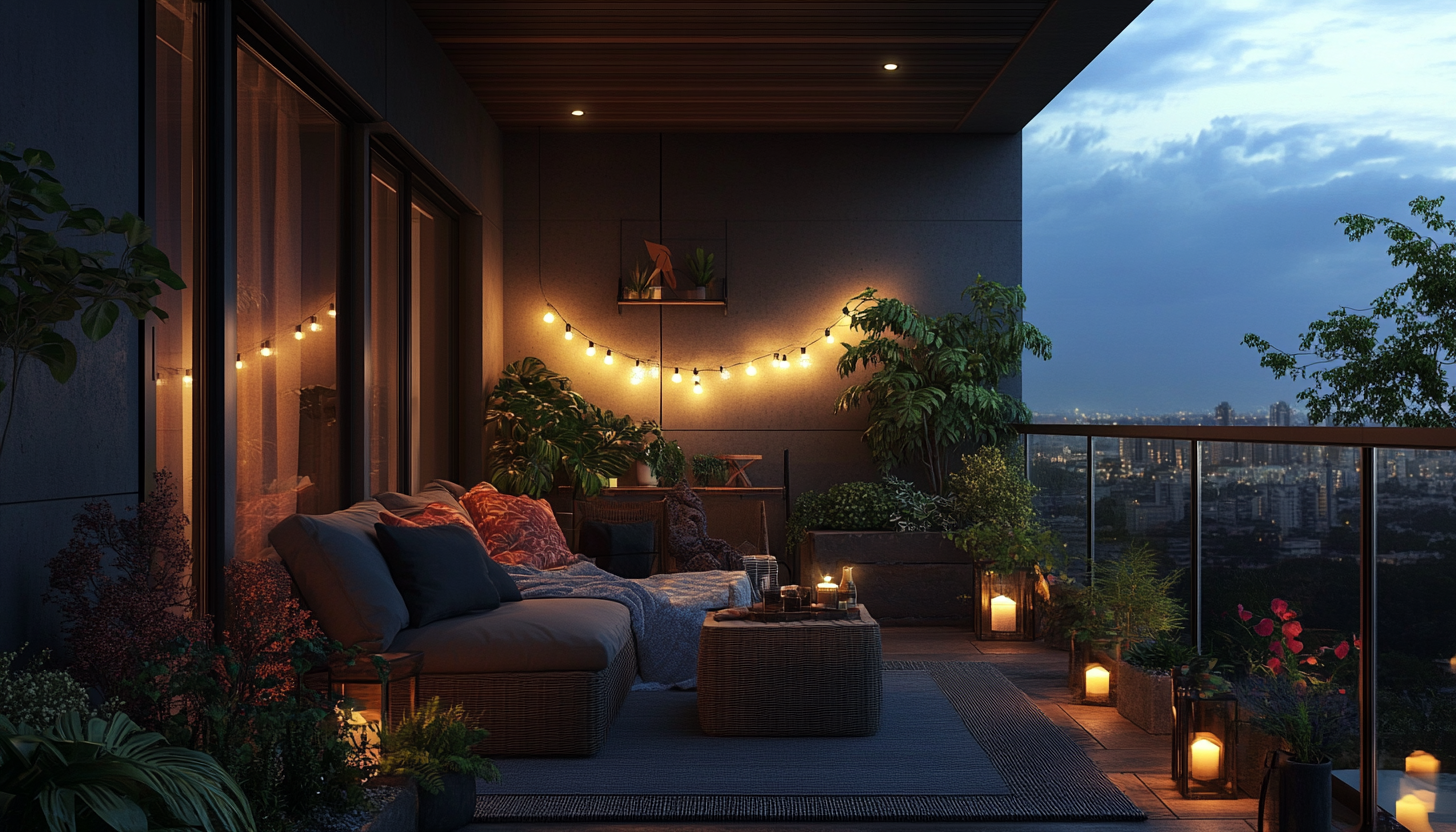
xmin=623 ymin=261 xmax=660 ymax=300
xmin=691 ymin=453 xmax=729 ymax=487
xmin=376 ymin=698 xmax=500 ymax=832
xmin=685 ymin=247 xmax=715 ymax=299
xmin=643 ymin=436 xmax=686 ymax=487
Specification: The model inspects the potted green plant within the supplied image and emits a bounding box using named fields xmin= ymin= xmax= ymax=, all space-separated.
xmin=643 ymin=436 xmax=686 ymax=487
xmin=691 ymin=453 xmax=729 ymax=487
xmin=1235 ymin=675 xmax=1355 ymax=831
xmin=376 ymin=698 xmax=500 ymax=832
xmin=1121 ymin=634 xmax=1201 ymax=734
xmin=684 ymin=247 xmax=715 ymax=299
xmin=623 ymin=261 xmax=660 ymax=300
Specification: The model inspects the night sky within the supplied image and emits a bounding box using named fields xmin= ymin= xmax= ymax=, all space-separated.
xmin=1021 ymin=0 xmax=1456 ymax=418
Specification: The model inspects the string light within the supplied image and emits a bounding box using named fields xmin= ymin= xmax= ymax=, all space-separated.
xmin=672 ymin=368 xmax=682 ymax=383
xmin=693 ymin=368 xmax=700 ymax=383
xmin=154 ymin=372 xmax=162 ymax=386
xmin=294 ymin=324 xmax=304 ymax=341
xmin=825 ymin=328 xmax=835 ymax=344
xmin=746 ymin=361 xmax=757 ymax=376
xmin=327 ymin=302 xmax=337 ymax=318
xmin=799 ymin=346 xmax=810 ymax=367
xmin=604 ymin=349 xmax=613 ymax=365
xmin=631 ymin=360 xmax=645 ymax=384
xmin=586 ymin=341 xmax=596 ymax=357
xmin=693 ymin=378 xmax=703 ymax=394
xmin=183 ymin=368 xmax=193 ymax=385
xmin=543 ymin=311 xmax=555 ymax=323
xmin=260 ymin=340 xmax=273 ymax=357
xmin=650 ymin=365 xmax=661 ymax=379
xmin=720 ymin=365 xmax=729 ymax=379
xmin=309 ymin=316 xmax=322 ymax=332
xmin=235 ymin=353 xmax=244 ymax=370
xmin=564 ymin=324 xmax=573 ymax=340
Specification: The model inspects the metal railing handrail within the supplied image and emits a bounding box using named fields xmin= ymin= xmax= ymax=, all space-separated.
xmin=1018 ymin=422 xmax=1456 ymax=451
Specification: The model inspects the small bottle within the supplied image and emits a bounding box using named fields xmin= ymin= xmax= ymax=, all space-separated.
xmin=840 ymin=566 xmax=857 ymax=610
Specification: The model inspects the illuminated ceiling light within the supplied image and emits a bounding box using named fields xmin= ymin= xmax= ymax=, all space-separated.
xmin=586 ymin=341 xmax=596 ymax=357
xmin=883 ymin=63 xmax=899 ymax=71
xmin=309 ymin=315 xmax=322 ymax=332
xmin=800 ymin=346 xmax=810 ymax=367
xmin=671 ymin=368 xmax=682 ymax=383
xmin=564 ymin=324 xmax=574 ymax=340
xmin=260 ymin=340 xmax=273 ymax=357
xmin=571 ymin=109 xmax=585 ymax=117
xmin=746 ymin=361 xmax=757 ymax=376
xmin=604 ymin=349 xmax=614 ymax=365
xmin=650 ymin=364 xmax=661 ymax=379
xmin=824 ymin=328 xmax=835 ymax=344
xmin=327 ymin=302 xmax=337 ymax=318
xmin=543 ymin=311 xmax=555 ymax=324
xmin=294 ymin=324 xmax=304 ymax=340
xmin=720 ymin=365 xmax=730 ymax=380
xmin=235 ymin=353 xmax=244 ymax=370
xmin=183 ymin=368 xmax=193 ymax=384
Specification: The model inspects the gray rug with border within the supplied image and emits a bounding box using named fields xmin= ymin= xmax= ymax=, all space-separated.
xmin=474 ymin=661 xmax=1144 ymax=822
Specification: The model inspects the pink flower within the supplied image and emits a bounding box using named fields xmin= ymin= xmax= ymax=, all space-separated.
xmin=1237 ymin=604 xmax=1253 ymax=622
xmin=1281 ymin=620 xmax=1303 ymax=639
xmin=1254 ymin=618 xmax=1275 ymax=637
xmin=1285 ymin=638 xmax=1304 ymax=654
xmin=1270 ymin=598 xmax=1288 ymax=616
xmin=1353 ymin=636 xmax=1362 ymax=650
xmin=1267 ymin=657 xmax=1283 ymax=673
xmin=1270 ymin=639 xmax=1285 ymax=657
xmin=1334 ymin=641 xmax=1350 ymax=659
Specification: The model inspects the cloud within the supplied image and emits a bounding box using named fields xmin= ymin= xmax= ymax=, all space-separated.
xmin=1022 ymin=122 xmax=1456 ymax=415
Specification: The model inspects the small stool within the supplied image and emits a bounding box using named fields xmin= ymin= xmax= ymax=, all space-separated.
xmin=717 ymin=454 xmax=762 ymax=488
xmin=329 ymin=650 xmax=424 ymax=728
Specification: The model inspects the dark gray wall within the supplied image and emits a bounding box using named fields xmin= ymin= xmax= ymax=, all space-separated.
xmin=0 ymin=0 xmax=504 ymax=653
xmin=503 ymin=132 xmax=1022 ymax=550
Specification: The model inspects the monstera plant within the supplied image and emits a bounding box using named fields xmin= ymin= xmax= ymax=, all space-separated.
xmin=485 ymin=357 xmax=658 ymax=498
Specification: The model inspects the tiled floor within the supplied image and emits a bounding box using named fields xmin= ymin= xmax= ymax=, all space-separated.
xmin=465 ymin=627 xmax=1260 ymax=831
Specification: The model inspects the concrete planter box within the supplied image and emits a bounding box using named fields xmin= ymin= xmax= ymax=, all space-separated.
xmin=798 ymin=531 xmax=974 ymax=625
xmin=1115 ymin=661 xmax=1174 ymax=735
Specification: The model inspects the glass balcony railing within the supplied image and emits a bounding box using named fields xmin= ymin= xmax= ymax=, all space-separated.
xmin=1021 ymin=423 xmax=1456 ymax=831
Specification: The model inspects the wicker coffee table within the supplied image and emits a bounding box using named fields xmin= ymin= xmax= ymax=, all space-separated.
xmin=696 ymin=605 xmax=882 ymax=736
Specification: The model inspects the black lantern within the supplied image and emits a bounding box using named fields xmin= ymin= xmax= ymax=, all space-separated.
xmin=1172 ymin=677 xmax=1239 ymax=799
xmin=975 ymin=568 xmax=1038 ymax=641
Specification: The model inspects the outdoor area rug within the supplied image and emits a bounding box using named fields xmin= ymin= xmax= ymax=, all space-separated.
xmin=474 ymin=661 xmax=1144 ymax=822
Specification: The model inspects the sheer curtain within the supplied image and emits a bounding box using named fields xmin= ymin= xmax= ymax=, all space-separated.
xmin=234 ymin=47 xmax=341 ymax=558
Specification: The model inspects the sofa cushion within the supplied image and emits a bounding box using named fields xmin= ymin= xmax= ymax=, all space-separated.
xmin=374 ymin=523 xmax=501 ymax=628
xmin=459 ymin=485 xmax=577 ymax=569
xmin=268 ymin=500 xmax=409 ymax=651
xmin=432 ymin=479 xmax=471 ymax=499
xmin=380 ymin=508 xmax=523 ymax=602
xmin=388 ymin=598 xmax=632 ymax=674
xmin=379 ymin=504 xmax=484 ymax=544
xmin=374 ymin=482 xmax=471 ymax=524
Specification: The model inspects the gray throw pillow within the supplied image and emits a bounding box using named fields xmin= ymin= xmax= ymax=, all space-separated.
xmin=373 ymin=482 xmax=470 ymax=522
xmin=374 ymin=523 xmax=501 ymax=628
xmin=269 ymin=500 xmax=410 ymax=652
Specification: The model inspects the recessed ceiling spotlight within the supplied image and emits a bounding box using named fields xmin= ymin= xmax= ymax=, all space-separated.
xmin=883 ymin=63 xmax=899 ymax=71
xmin=570 ymin=109 xmax=585 ymax=117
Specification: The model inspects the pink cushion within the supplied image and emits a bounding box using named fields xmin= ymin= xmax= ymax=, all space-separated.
xmin=460 ymin=484 xmax=576 ymax=569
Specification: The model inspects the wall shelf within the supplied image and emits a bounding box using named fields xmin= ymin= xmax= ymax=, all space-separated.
xmin=618 ymin=298 xmax=726 ymax=312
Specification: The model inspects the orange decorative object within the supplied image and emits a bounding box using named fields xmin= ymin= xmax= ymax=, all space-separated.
xmin=717 ymin=454 xmax=762 ymax=487
xmin=644 ymin=240 xmax=676 ymax=288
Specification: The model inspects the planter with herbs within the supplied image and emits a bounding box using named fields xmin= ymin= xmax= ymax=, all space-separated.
xmin=1118 ymin=636 xmax=1199 ymax=734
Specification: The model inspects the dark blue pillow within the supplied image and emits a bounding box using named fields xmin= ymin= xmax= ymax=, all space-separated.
xmin=483 ymin=552 xmax=522 ymax=602
xmin=374 ymin=523 xmax=500 ymax=628
xmin=580 ymin=520 xmax=656 ymax=578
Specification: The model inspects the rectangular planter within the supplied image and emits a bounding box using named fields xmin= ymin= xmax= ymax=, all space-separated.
xmin=1115 ymin=661 xmax=1174 ymax=735
xmin=799 ymin=531 xmax=975 ymax=625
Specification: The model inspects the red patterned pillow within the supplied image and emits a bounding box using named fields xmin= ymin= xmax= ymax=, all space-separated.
xmin=459 ymin=484 xmax=576 ymax=569
xmin=379 ymin=504 xmax=486 ymax=547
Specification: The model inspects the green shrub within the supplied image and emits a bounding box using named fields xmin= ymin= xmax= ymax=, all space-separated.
xmin=882 ymin=475 xmax=956 ymax=532
xmin=0 ymin=646 xmax=105 ymax=728
xmin=946 ymin=445 xmax=1037 ymax=529
xmin=1123 ymin=634 xmax=1198 ymax=674
xmin=787 ymin=481 xmax=895 ymax=551
xmin=377 ymin=698 xmax=500 ymax=795
xmin=691 ymin=454 xmax=729 ymax=487
xmin=645 ymin=438 xmax=686 ymax=487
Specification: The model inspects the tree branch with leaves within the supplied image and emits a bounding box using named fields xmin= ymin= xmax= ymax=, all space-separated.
xmin=1244 ymin=195 xmax=1456 ymax=427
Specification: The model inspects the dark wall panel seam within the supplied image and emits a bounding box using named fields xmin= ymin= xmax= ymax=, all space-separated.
xmin=0 ymin=491 xmax=141 ymax=509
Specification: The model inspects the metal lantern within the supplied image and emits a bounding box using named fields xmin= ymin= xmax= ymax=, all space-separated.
xmin=1172 ymin=678 xmax=1239 ymax=799
xmin=975 ymin=568 xmax=1038 ymax=641
xmin=743 ymin=555 xmax=778 ymax=605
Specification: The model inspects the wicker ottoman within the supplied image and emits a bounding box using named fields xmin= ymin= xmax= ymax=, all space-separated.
xmin=696 ymin=606 xmax=882 ymax=736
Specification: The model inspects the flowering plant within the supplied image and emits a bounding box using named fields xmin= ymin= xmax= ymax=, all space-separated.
xmin=1219 ymin=597 xmax=1358 ymax=685
xmin=1235 ymin=673 xmax=1356 ymax=764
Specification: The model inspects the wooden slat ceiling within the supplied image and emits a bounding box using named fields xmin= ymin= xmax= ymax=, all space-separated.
xmin=408 ymin=1 xmax=1057 ymax=132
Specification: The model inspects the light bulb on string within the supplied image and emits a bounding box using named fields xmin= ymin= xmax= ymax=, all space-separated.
xmin=650 ymin=364 xmax=661 ymax=379
xmin=564 ymin=324 xmax=573 ymax=341
xmin=235 ymin=353 xmax=244 ymax=370
xmin=294 ymin=324 xmax=304 ymax=341
xmin=154 ymin=372 xmax=162 ymax=386
xmin=260 ymin=340 xmax=273 ymax=357
xmin=604 ymin=349 xmax=613 ymax=365
xmin=672 ymin=368 xmax=682 ymax=383
xmin=183 ymin=368 xmax=193 ymax=385
xmin=586 ymin=341 xmax=596 ymax=357
xmin=631 ymin=361 xmax=644 ymax=384
xmin=543 ymin=311 xmax=555 ymax=324
xmin=746 ymin=361 xmax=757 ymax=376
xmin=309 ymin=316 xmax=322 ymax=332
xmin=824 ymin=328 xmax=835 ymax=345
xmin=327 ymin=302 xmax=337 ymax=318
xmin=693 ymin=379 xmax=703 ymax=394
xmin=800 ymin=347 xmax=810 ymax=367
xmin=720 ymin=365 xmax=729 ymax=380
xmin=692 ymin=368 xmax=700 ymax=384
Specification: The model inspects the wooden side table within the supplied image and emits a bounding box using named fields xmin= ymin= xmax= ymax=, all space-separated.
xmin=329 ymin=651 xmax=424 ymax=727
xmin=716 ymin=454 xmax=762 ymax=487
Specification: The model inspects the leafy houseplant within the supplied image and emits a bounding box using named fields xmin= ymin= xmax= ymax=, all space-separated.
xmin=377 ymin=698 xmax=499 ymax=832
xmin=881 ymin=475 xmax=956 ymax=533
xmin=1074 ymin=542 xmax=1185 ymax=661
xmin=0 ymin=711 xmax=255 ymax=832
xmin=486 ymin=357 xmax=659 ymax=498
xmin=1244 ymin=195 xmax=1456 ymax=427
xmin=623 ymin=261 xmax=660 ymax=300
xmin=643 ymin=436 xmax=686 ymax=487
xmin=0 ymin=144 xmax=185 ymax=463
xmin=684 ymin=247 xmax=715 ymax=298
xmin=691 ymin=453 xmax=729 ymax=487
xmin=834 ymin=278 xmax=1051 ymax=494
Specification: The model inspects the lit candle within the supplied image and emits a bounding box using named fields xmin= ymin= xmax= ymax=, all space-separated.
xmin=1401 ymin=778 xmax=1438 ymax=813
xmin=1084 ymin=663 xmax=1110 ymax=703
xmin=1190 ymin=731 xmax=1223 ymax=781
xmin=816 ymin=576 xmax=838 ymax=609
xmin=990 ymin=594 xmax=1016 ymax=632
xmin=1407 ymin=750 xmax=1441 ymax=786
xmin=1395 ymin=793 xmax=1434 ymax=832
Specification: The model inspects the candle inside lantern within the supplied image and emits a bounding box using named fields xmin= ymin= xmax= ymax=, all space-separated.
xmin=1407 ymin=750 xmax=1441 ymax=786
xmin=1189 ymin=731 xmax=1223 ymax=781
xmin=816 ymin=576 xmax=838 ymax=609
xmin=1395 ymin=793 xmax=1435 ymax=832
xmin=1084 ymin=663 xmax=1110 ymax=703
xmin=990 ymin=594 xmax=1016 ymax=632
